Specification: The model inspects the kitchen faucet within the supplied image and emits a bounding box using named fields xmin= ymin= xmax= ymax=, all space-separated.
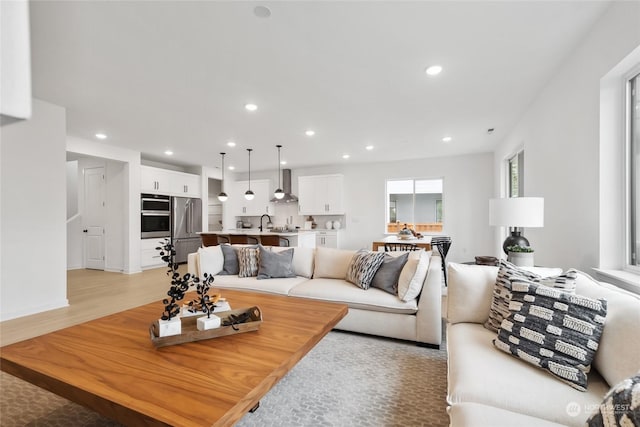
xmin=259 ymin=214 xmax=272 ymax=232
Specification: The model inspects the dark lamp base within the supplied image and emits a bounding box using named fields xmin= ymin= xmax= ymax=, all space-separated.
xmin=502 ymin=230 xmax=530 ymax=255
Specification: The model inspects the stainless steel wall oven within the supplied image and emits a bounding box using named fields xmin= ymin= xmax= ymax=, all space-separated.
xmin=141 ymin=193 xmax=171 ymax=238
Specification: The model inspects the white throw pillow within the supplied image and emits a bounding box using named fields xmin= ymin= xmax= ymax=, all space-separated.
xmin=198 ymin=245 xmax=224 ymax=276
xmin=313 ymin=247 xmax=357 ymax=279
xmin=397 ymin=251 xmax=430 ymax=302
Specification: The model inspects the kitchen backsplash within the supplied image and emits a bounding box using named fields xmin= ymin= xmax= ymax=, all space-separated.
xmin=238 ymin=203 xmax=345 ymax=230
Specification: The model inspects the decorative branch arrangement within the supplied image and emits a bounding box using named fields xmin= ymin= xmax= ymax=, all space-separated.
xmin=156 ymin=239 xmax=215 ymax=320
xmin=189 ymin=273 xmax=216 ymax=318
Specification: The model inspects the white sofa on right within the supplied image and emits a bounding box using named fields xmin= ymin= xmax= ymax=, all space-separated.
xmin=445 ymin=262 xmax=640 ymax=427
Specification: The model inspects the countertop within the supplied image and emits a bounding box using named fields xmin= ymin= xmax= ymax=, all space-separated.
xmin=199 ymin=229 xmax=316 ymax=237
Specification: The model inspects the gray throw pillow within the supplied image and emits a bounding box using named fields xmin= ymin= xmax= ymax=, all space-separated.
xmin=370 ymin=253 xmax=409 ymax=295
xmin=219 ymin=244 xmax=239 ymax=275
xmin=257 ymin=245 xmax=296 ymax=279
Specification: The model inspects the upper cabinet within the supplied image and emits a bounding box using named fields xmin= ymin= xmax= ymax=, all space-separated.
xmin=141 ymin=166 xmax=201 ymax=198
xmin=141 ymin=166 xmax=171 ymax=193
xmin=171 ymin=171 xmax=200 ymax=197
xmin=230 ymin=179 xmax=274 ymax=216
xmin=298 ymin=174 xmax=344 ymax=215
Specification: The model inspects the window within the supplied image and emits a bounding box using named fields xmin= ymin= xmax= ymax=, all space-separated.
xmin=628 ymin=72 xmax=639 ymax=269
xmin=508 ymin=150 xmax=524 ymax=198
xmin=385 ymin=178 xmax=443 ymax=233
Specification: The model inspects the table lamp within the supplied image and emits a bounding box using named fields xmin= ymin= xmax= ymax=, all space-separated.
xmin=489 ymin=197 xmax=544 ymax=254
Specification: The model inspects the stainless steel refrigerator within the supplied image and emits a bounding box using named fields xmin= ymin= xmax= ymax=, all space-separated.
xmin=172 ymin=197 xmax=202 ymax=263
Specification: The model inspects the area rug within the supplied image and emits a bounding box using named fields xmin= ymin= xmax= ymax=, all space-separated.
xmin=0 ymin=331 xmax=448 ymax=427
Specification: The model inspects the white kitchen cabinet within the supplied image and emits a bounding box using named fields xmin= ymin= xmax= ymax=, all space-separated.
xmin=141 ymin=166 xmax=171 ymax=194
xmin=231 ymin=179 xmax=274 ymax=216
xmin=315 ymin=230 xmax=339 ymax=248
xmin=141 ymin=165 xmax=201 ymax=197
xmin=140 ymin=238 xmax=166 ymax=269
xmin=171 ymin=171 xmax=200 ymax=197
xmin=298 ymin=174 xmax=344 ymax=215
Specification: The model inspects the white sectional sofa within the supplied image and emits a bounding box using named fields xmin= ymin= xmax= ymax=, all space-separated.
xmin=445 ymin=262 xmax=640 ymax=427
xmin=187 ymin=245 xmax=443 ymax=347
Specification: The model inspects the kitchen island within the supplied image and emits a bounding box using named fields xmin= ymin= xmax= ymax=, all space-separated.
xmin=199 ymin=230 xmax=316 ymax=248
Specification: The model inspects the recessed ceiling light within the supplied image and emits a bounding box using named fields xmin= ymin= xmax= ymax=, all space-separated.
xmin=95 ymin=133 xmax=107 ymax=140
xmin=228 ymin=165 xmax=235 ymax=170
xmin=365 ymin=145 xmax=374 ymax=151
xmin=227 ymin=141 xmax=236 ymax=147
xmin=305 ymin=130 xmax=315 ymax=137
xmin=164 ymin=150 xmax=174 ymax=156
xmin=245 ymin=103 xmax=258 ymax=112
xmin=342 ymin=154 xmax=350 ymax=159
xmin=425 ymin=65 xmax=443 ymax=76
xmin=442 ymin=136 xmax=452 ymax=143
xmin=253 ymin=5 xmax=271 ymax=18
xmin=280 ymin=160 xmax=287 ymax=165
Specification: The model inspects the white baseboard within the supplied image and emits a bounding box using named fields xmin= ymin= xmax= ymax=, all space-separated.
xmin=0 ymin=298 xmax=69 ymax=322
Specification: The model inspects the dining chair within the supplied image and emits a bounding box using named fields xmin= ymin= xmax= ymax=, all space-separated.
xmin=431 ymin=236 xmax=452 ymax=286
xmin=384 ymin=242 xmax=419 ymax=252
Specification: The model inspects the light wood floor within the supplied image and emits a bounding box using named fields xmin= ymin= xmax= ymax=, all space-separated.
xmin=0 ymin=266 xmax=186 ymax=347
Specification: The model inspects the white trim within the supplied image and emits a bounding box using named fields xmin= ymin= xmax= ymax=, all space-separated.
xmin=599 ymin=44 xmax=640 ymax=273
xmin=624 ymin=67 xmax=640 ymax=273
xmin=592 ymin=268 xmax=640 ymax=295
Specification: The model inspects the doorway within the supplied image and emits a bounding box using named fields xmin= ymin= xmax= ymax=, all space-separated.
xmin=208 ymin=178 xmax=223 ymax=231
xmin=83 ymin=166 xmax=105 ymax=270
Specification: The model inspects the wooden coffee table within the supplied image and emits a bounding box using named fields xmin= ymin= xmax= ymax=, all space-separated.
xmin=0 ymin=289 xmax=347 ymax=426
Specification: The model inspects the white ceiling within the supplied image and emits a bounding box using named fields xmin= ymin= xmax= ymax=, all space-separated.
xmin=30 ymin=1 xmax=611 ymax=172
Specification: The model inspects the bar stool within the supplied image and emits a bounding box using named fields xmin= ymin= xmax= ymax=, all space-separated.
xmin=217 ymin=235 xmax=230 ymax=244
xmin=228 ymin=234 xmax=249 ymax=245
xmin=431 ymin=236 xmax=452 ymax=286
xmin=258 ymin=235 xmax=281 ymax=247
xmin=200 ymin=234 xmax=219 ymax=247
xmin=247 ymin=236 xmax=260 ymax=245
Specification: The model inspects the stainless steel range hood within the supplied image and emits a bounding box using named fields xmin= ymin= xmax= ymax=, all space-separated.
xmin=271 ymin=169 xmax=298 ymax=203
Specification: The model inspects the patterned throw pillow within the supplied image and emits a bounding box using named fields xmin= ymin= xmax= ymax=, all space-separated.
xmin=494 ymin=279 xmax=607 ymax=391
xmin=238 ymin=246 xmax=261 ymax=278
xmin=484 ymin=260 xmax=578 ymax=332
xmin=587 ymin=372 xmax=640 ymax=427
xmin=346 ymin=250 xmax=386 ymax=290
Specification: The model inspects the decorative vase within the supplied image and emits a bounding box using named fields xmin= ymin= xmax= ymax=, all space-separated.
xmin=325 ymin=221 xmax=333 ymax=230
xmin=508 ymin=251 xmax=534 ymax=267
xmin=197 ymin=315 xmax=222 ymax=331
xmin=332 ymin=220 xmax=341 ymax=229
xmin=156 ymin=317 xmax=182 ymax=337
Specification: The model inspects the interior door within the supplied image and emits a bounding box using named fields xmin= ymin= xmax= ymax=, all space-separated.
xmin=84 ymin=167 xmax=105 ymax=270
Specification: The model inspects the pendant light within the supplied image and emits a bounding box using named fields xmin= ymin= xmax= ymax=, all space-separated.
xmin=244 ymin=148 xmax=255 ymax=200
xmin=274 ymin=145 xmax=284 ymax=200
xmin=217 ymin=152 xmax=228 ymax=202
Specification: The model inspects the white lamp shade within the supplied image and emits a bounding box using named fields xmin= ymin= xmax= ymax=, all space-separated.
xmin=489 ymin=197 xmax=544 ymax=227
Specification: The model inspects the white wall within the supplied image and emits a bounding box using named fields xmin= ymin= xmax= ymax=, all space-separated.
xmin=1 ymin=99 xmax=68 ymax=320
xmin=236 ymin=152 xmax=494 ymax=262
xmin=493 ymin=1 xmax=640 ymax=272
xmin=67 ymin=136 xmax=141 ymax=273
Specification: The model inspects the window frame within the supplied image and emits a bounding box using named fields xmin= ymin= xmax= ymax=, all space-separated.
xmin=384 ymin=177 xmax=444 ymax=234
xmin=507 ymin=149 xmax=524 ymax=198
xmin=625 ymin=69 xmax=640 ymax=273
